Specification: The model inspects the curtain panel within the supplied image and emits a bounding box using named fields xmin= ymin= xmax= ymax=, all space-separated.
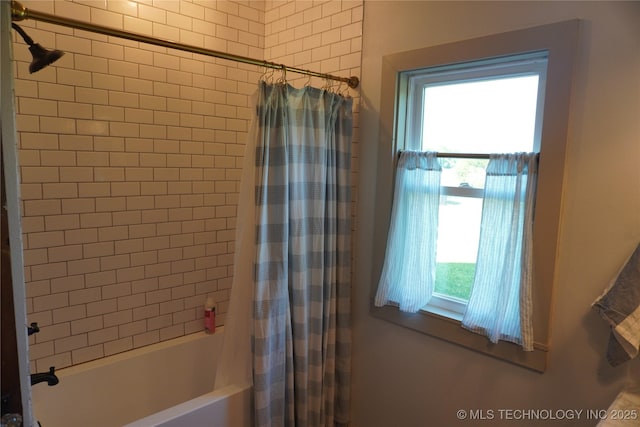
xmin=375 ymin=151 xmax=538 ymax=350
xmin=253 ymin=82 xmax=353 ymax=427
xmin=374 ymin=151 xmax=442 ymax=313
xmin=462 ymin=152 xmax=538 ymax=351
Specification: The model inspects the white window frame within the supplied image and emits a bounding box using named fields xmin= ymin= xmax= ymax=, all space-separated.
xmin=371 ymin=20 xmax=580 ymax=372
xmin=399 ymin=54 xmax=549 ymax=321
xmin=405 ymin=53 xmax=548 ymax=153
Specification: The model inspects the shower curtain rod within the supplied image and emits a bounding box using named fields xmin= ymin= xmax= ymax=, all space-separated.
xmin=10 ymin=0 xmax=360 ymax=89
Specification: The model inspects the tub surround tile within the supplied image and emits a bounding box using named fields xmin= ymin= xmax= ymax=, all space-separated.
xmin=18 ymin=0 xmax=361 ymax=370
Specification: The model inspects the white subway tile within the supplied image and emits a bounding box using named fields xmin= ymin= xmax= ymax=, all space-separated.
xmin=83 ymin=241 xmax=115 ymax=258
xmin=29 ymin=341 xmax=55 ymax=361
xmin=133 ymin=303 xmax=160 ymax=321
xmin=113 ymin=210 xmax=143 ymax=225
xmin=58 ymin=102 xmax=93 ymax=120
xmin=101 ymin=282 xmax=132 ymax=301
xmin=22 ymin=217 xmax=45 ymax=233
xmin=44 ymin=214 xmax=80 ymax=231
xmin=50 ymin=0 xmax=88 ymax=20
xmin=33 ymin=292 xmax=69 ymax=312
xmin=91 ymin=7 xmax=123 ymax=28
xmin=55 ymin=334 xmax=89 ymax=354
xmin=78 ymin=182 xmax=111 ymax=197
xmin=15 ymin=80 xmax=38 ymax=98
xmin=57 ymin=69 xmax=93 ymax=88
xmin=77 ymin=120 xmax=110 ymax=136
xmin=64 ymin=227 xmax=99 ymax=245
xmin=91 ymin=40 xmax=124 ymax=60
xmin=86 ymin=298 xmax=118 ymax=316
xmin=49 ymin=274 xmax=84 ymax=294
xmin=132 ymin=329 xmax=159 ymax=348
xmin=76 ymin=87 xmax=110 ymax=104
xmin=131 ymin=250 xmax=159 ymax=266
xmin=35 ymin=352 xmax=72 ymax=373
xmin=59 ymin=135 xmax=94 ymax=151
xmin=42 ymin=183 xmax=78 ymax=199
xmin=26 ymin=279 xmax=50 ymax=297
xmin=20 ymin=133 xmax=58 ymax=151
xmin=53 ymin=305 xmax=87 ymax=323
xmin=117 ymin=292 xmax=146 ymax=310
xmin=179 ymin=1 xmax=205 ymax=19
xmin=139 ymin=3 xmax=167 ymax=23
xmin=123 ymin=16 xmax=153 ymax=35
xmin=124 ymin=79 xmax=154 ymax=96
xmin=98 ymin=225 xmax=129 ymax=241
xmin=104 ymin=337 xmax=133 ymax=356
xmin=145 ymin=262 xmax=171 ymax=278
xmin=179 ymin=29 xmax=205 ymax=47
xmin=58 ymin=167 xmax=93 ymax=183
xmin=103 ymin=309 xmax=133 ymax=328
xmin=48 ymin=244 xmax=84 ymax=263
xmin=40 ymin=117 xmax=77 ymax=135
xmin=71 ymin=315 xmax=104 ymax=335
xmin=152 ymin=22 xmax=180 ymax=41
xmin=72 ymin=344 xmax=105 ymax=364
xmin=108 ymin=59 xmax=140 ymax=78
xmin=119 ymin=319 xmax=146 ymax=337
xmin=340 ymin=51 xmax=360 ymax=70
xmin=132 ymin=277 xmax=159 ymax=294
xmin=56 ymin=34 xmax=92 ymax=55
xmin=19 ymin=98 xmax=58 ymax=117
xmin=159 ymin=324 xmax=183 ymax=341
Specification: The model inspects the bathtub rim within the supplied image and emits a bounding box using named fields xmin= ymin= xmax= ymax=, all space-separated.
xmin=122 ymin=383 xmax=253 ymax=427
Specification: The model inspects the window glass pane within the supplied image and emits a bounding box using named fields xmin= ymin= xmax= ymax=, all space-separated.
xmin=422 ymin=75 xmax=539 ymax=153
xmin=434 ymin=195 xmax=483 ymax=301
xmin=440 ymin=158 xmax=488 ymax=189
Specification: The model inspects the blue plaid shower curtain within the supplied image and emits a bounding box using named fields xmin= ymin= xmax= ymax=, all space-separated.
xmin=252 ymin=82 xmax=352 ymax=427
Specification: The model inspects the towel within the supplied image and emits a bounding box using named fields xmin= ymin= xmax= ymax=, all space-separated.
xmin=597 ymin=389 xmax=640 ymax=427
xmin=593 ymin=243 xmax=640 ymax=367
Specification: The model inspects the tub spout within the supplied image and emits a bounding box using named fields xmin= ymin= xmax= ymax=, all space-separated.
xmin=30 ymin=366 xmax=59 ymax=386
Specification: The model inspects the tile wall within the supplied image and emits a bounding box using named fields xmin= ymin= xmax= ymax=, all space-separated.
xmin=12 ymin=0 xmax=361 ymax=372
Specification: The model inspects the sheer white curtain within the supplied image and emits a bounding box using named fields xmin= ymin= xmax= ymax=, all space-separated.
xmin=374 ymin=151 xmax=441 ymax=313
xmin=462 ymin=152 xmax=538 ymax=351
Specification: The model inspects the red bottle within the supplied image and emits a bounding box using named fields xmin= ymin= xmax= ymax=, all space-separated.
xmin=204 ymin=296 xmax=216 ymax=334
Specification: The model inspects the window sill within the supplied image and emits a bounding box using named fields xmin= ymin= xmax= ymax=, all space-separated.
xmin=370 ymin=303 xmax=548 ymax=372
xmin=421 ymin=304 xmax=464 ymax=322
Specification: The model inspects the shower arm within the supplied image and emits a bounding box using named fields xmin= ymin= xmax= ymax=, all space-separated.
xmin=10 ymin=0 xmax=360 ymax=89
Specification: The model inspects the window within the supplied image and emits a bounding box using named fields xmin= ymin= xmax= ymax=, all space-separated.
xmin=371 ymin=20 xmax=580 ymax=372
xmin=402 ymin=54 xmax=548 ymax=321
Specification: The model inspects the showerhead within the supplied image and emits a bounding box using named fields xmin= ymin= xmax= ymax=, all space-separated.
xmin=26 ymin=43 xmax=65 ymax=73
xmin=11 ymin=23 xmax=64 ymax=73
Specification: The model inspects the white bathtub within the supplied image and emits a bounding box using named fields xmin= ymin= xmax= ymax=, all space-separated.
xmin=31 ymin=328 xmax=252 ymax=427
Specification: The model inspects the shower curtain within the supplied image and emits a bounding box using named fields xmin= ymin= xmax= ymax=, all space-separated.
xmin=216 ymin=81 xmax=353 ymax=427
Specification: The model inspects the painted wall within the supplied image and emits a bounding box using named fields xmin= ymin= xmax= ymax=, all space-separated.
xmin=14 ymin=0 xmax=362 ymax=373
xmin=353 ymin=1 xmax=639 ymax=426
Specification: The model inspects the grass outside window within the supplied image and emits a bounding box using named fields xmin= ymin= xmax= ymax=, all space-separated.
xmin=434 ymin=262 xmax=475 ymax=301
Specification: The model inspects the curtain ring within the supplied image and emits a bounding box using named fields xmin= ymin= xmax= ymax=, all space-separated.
xmin=277 ymin=64 xmax=287 ymax=85
xmin=258 ymin=65 xmax=268 ymax=83
xmin=323 ymin=76 xmax=332 ymax=92
xmin=338 ymin=81 xmax=349 ymax=97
